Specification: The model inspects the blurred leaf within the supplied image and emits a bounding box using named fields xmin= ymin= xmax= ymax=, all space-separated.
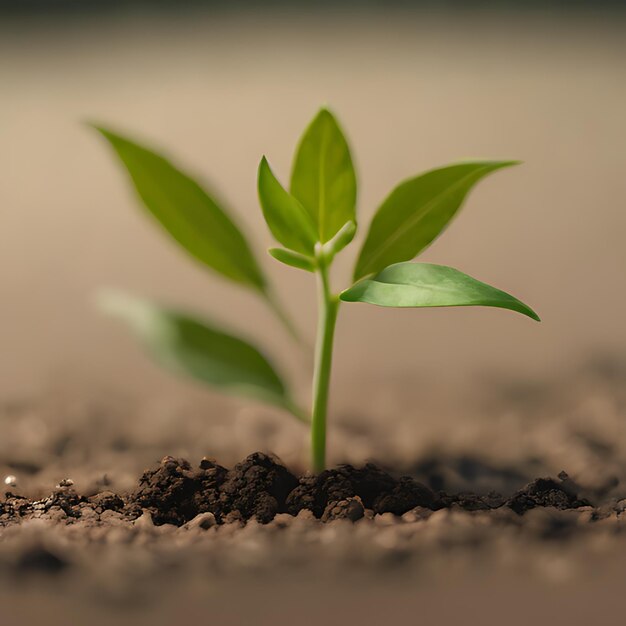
xmin=268 ymin=248 xmax=315 ymax=272
xmin=98 ymin=290 xmax=306 ymax=417
xmin=258 ymin=157 xmax=318 ymax=255
xmin=353 ymin=161 xmax=518 ymax=281
xmin=340 ymin=262 xmax=540 ymax=321
xmin=290 ymin=108 xmax=357 ymax=243
xmin=94 ymin=127 xmax=267 ymax=293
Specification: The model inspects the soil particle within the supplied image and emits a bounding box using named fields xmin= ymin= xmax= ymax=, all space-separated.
xmin=44 ymin=488 xmax=83 ymax=518
xmin=182 ymin=512 xmax=217 ymax=530
xmin=88 ymin=490 xmax=124 ymax=513
xmin=4 ymin=475 xmax=17 ymax=488
xmin=218 ymin=452 xmax=299 ymax=524
xmin=401 ymin=507 xmax=433 ymax=523
xmin=506 ymin=475 xmax=591 ymax=515
xmin=322 ymin=496 xmax=365 ymax=522
xmin=286 ymin=463 xmax=436 ymax=518
xmin=2 ymin=488 xmax=85 ymax=521
xmin=374 ymin=512 xmax=399 ymax=526
xmin=133 ymin=511 xmax=155 ymax=530
xmin=130 ymin=456 xmax=227 ymax=526
xmin=2 ymin=493 xmax=31 ymax=518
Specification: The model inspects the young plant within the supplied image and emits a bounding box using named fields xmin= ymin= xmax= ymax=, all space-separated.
xmin=94 ymin=108 xmax=539 ymax=472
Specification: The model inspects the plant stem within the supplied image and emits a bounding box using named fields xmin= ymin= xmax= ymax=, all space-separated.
xmin=311 ymin=260 xmax=339 ymax=473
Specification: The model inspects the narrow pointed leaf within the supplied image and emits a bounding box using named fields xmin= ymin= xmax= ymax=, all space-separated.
xmin=353 ymin=161 xmax=518 ymax=281
xmin=290 ymin=108 xmax=357 ymax=243
xmin=257 ymin=157 xmax=318 ymax=255
xmin=98 ymin=290 xmax=305 ymax=415
xmin=94 ymin=126 xmax=266 ymax=292
xmin=268 ymin=248 xmax=316 ymax=272
xmin=340 ymin=262 xmax=540 ymax=321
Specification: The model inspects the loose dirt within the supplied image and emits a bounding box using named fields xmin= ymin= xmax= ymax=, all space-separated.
xmin=1 ymin=358 xmax=625 ymax=625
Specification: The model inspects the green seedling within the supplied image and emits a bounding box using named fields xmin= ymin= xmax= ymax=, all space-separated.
xmin=93 ymin=108 xmax=539 ymax=472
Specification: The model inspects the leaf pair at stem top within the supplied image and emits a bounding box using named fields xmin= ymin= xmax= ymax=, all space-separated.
xmin=259 ymin=109 xmax=357 ymax=269
xmin=93 ymin=107 xmax=539 ymax=470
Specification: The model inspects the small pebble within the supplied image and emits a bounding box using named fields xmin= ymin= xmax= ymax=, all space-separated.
xmin=271 ymin=513 xmax=294 ymax=528
xmin=401 ymin=506 xmax=433 ymax=523
xmin=56 ymin=478 xmax=74 ymax=488
xmin=295 ymin=508 xmax=315 ymax=521
xmin=199 ymin=457 xmax=218 ymax=470
xmin=223 ymin=511 xmax=244 ymax=526
xmin=45 ymin=506 xmax=67 ymax=522
xmin=322 ymin=497 xmax=365 ymax=523
xmin=4 ymin=475 xmax=17 ymax=487
xmin=183 ymin=512 xmax=217 ymax=530
xmin=133 ymin=511 xmax=154 ymax=529
xmin=374 ymin=512 xmax=398 ymax=526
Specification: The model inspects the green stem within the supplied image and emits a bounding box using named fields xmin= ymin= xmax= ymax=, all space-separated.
xmin=311 ymin=260 xmax=339 ymax=473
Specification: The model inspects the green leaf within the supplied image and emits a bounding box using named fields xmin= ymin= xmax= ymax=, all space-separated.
xmin=94 ymin=126 xmax=267 ymax=293
xmin=268 ymin=248 xmax=315 ymax=272
xmin=97 ymin=290 xmax=306 ymax=418
xmin=340 ymin=262 xmax=540 ymax=321
xmin=257 ymin=157 xmax=318 ymax=255
xmin=353 ymin=161 xmax=518 ymax=281
xmin=290 ymin=108 xmax=357 ymax=243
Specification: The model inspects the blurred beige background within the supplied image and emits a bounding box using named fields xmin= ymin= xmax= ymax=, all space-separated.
xmin=2 ymin=10 xmax=625 ymax=414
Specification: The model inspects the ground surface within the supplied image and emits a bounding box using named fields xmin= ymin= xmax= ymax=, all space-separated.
xmin=1 ymin=357 xmax=626 ymax=624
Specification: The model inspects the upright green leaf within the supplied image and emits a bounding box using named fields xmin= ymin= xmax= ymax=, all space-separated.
xmin=341 ymin=262 xmax=539 ymax=321
xmin=353 ymin=161 xmax=518 ymax=281
xmin=290 ymin=108 xmax=357 ymax=243
xmin=94 ymin=127 xmax=266 ymax=292
xmin=258 ymin=157 xmax=318 ymax=255
xmin=98 ymin=290 xmax=305 ymax=418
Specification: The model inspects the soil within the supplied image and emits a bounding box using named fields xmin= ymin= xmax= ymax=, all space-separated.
xmin=1 ymin=358 xmax=625 ymax=625
xmin=0 ymin=453 xmax=600 ymax=530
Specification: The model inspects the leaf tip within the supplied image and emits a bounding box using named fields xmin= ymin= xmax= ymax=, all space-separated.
xmin=88 ymin=123 xmax=116 ymax=141
xmin=313 ymin=105 xmax=339 ymax=126
xmin=83 ymin=119 xmax=102 ymax=131
xmin=501 ymin=159 xmax=523 ymax=169
xmin=526 ymin=307 xmax=541 ymax=322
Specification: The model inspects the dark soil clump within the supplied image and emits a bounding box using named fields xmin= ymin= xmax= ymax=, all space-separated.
xmin=130 ymin=452 xmax=298 ymax=525
xmin=506 ymin=474 xmax=591 ymax=515
xmin=131 ymin=456 xmax=228 ymax=525
xmin=218 ymin=452 xmax=299 ymax=523
xmin=88 ymin=490 xmax=124 ymax=513
xmin=0 ymin=454 xmax=597 ymax=528
xmin=286 ymin=463 xmax=436 ymax=518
